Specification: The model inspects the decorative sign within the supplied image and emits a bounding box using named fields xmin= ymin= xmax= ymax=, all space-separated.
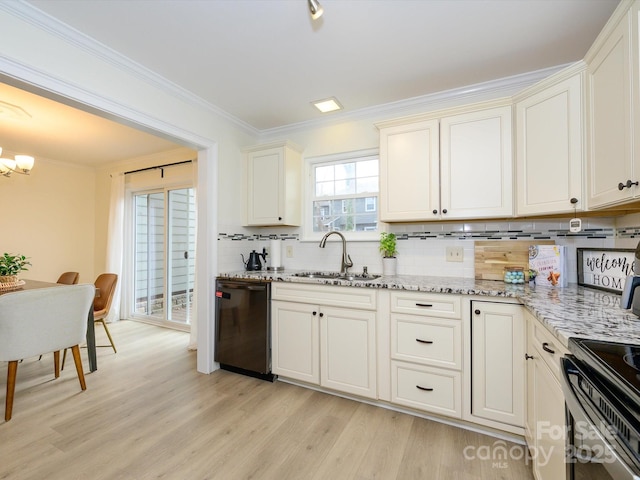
xmin=577 ymin=248 xmax=635 ymax=293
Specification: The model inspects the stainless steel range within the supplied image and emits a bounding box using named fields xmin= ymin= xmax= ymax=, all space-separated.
xmin=562 ymin=338 xmax=640 ymax=479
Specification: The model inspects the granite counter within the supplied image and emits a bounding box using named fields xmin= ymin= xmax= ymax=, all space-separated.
xmin=218 ymin=270 xmax=640 ymax=348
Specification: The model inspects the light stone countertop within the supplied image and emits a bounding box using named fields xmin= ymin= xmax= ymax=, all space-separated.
xmin=218 ymin=270 xmax=640 ymax=348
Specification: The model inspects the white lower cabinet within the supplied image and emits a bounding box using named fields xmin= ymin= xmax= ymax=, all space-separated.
xmin=271 ymin=300 xmax=319 ymax=384
xmin=389 ymin=291 xmax=463 ymax=418
xmin=470 ymin=301 xmax=526 ymax=429
xmin=271 ymin=283 xmax=377 ymax=399
xmin=525 ymin=310 xmax=569 ymax=480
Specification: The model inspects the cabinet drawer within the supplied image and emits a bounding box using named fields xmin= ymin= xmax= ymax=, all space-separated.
xmin=391 ymin=315 xmax=461 ymax=370
xmin=390 ymin=291 xmax=461 ymax=319
xmin=272 ymin=282 xmax=376 ymax=310
xmin=528 ymin=311 xmax=569 ymax=382
xmin=391 ymin=361 xmax=461 ymax=418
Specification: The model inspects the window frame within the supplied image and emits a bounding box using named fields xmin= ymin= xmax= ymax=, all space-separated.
xmin=303 ymin=148 xmax=380 ymax=242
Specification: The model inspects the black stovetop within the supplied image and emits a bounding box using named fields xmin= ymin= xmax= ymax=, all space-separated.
xmin=570 ymin=337 xmax=640 ymax=406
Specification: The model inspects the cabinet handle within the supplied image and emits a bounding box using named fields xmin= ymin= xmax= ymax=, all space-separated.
xmin=416 ymin=385 xmax=434 ymax=392
xmin=442 ymin=208 xmax=448 ymax=214
xmin=474 ymin=309 xmax=481 ymax=315
xmin=525 ymin=353 xmax=534 ymax=360
xmin=618 ymin=180 xmax=639 ymax=190
xmin=312 ymin=311 xmax=317 ymax=316
xmin=278 ymin=216 xmax=283 ymax=221
xmin=319 ymin=312 xmax=324 ymax=317
xmin=416 ymin=338 xmax=434 ymax=344
xmin=542 ymin=342 xmax=555 ymax=354
xmin=432 ymin=209 xmax=438 ymax=215
xmin=415 ymin=303 xmax=433 ymax=308
xmin=570 ymin=198 xmax=578 ymax=204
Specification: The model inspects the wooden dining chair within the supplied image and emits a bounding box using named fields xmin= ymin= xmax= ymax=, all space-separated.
xmin=56 ymin=272 xmax=79 ymax=285
xmin=93 ymin=273 xmax=118 ymax=353
xmin=0 ymin=284 xmax=95 ymax=421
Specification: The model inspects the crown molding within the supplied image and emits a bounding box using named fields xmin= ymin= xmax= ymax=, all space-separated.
xmin=260 ymin=63 xmax=570 ymax=138
xmin=1 ymin=1 xmax=260 ymax=137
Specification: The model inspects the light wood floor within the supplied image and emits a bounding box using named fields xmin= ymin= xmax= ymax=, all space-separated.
xmin=0 ymin=321 xmax=534 ymax=480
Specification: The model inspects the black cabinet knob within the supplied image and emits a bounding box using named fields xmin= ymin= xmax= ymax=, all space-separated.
xmin=432 ymin=209 xmax=438 ymax=215
xmin=474 ymin=309 xmax=481 ymax=315
xmin=442 ymin=209 xmax=448 ymax=214
xmin=312 ymin=311 xmax=317 ymax=316
xmin=319 ymin=312 xmax=324 ymax=317
xmin=570 ymin=198 xmax=578 ymax=204
xmin=278 ymin=216 xmax=282 ymax=221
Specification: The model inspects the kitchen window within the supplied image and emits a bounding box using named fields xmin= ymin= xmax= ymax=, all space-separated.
xmin=307 ymin=150 xmax=379 ymax=239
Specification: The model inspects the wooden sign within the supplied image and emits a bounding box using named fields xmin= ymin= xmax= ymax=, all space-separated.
xmin=577 ymin=248 xmax=635 ymax=293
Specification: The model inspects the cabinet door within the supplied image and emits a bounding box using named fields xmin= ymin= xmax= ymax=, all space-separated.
xmin=516 ymin=74 xmax=584 ymax=215
xmin=320 ymin=306 xmax=377 ymax=399
xmin=471 ymin=301 xmax=525 ymax=427
xmin=440 ymin=106 xmax=513 ymax=219
xmin=247 ymin=147 xmax=284 ymax=225
xmin=379 ymin=120 xmax=440 ymax=221
xmin=529 ymin=351 xmax=567 ymax=480
xmin=271 ymin=300 xmax=319 ymax=384
xmin=587 ymin=11 xmax=635 ymax=208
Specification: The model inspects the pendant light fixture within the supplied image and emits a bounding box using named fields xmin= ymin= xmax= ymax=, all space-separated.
xmin=0 ymin=147 xmax=35 ymax=177
xmin=308 ymin=0 xmax=324 ymax=20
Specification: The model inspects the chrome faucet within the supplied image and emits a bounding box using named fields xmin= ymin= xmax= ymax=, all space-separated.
xmin=319 ymin=231 xmax=353 ymax=275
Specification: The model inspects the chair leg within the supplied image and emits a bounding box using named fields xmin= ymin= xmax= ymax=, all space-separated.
xmin=98 ymin=319 xmax=117 ymax=353
xmin=5 ymin=361 xmax=18 ymax=421
xmin=53 ymin=351 xmax=60 ymax=378
xmin=61 ymin=348 xmax=68 ymax=371
xmin=71 ymin=345 xmax=87 ymax=391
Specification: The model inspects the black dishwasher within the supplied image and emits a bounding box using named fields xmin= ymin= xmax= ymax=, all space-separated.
xmin=214 ymin=278 xmax=274 ymax=381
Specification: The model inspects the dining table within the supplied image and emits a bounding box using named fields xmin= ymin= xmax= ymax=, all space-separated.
xmin=0 ymin=279 xmax=98 ymax=372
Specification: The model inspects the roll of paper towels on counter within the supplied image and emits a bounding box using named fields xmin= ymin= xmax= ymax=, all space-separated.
xmin=270 ymin=239 xmax=281 ymax=268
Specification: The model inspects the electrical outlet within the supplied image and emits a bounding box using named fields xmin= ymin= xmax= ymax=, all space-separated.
xmin=286 ymin=245 xmax=294 ymax=258
xmin=446 ymin=246 xmax=464 ymax=262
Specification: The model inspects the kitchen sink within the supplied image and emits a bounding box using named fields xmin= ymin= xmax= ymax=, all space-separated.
xmin=292 ymin=272 xmax=380 ymax=282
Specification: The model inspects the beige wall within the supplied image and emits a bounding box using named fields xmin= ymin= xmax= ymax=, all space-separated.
xmin=1 ymin=157 xmax=96 ymax=283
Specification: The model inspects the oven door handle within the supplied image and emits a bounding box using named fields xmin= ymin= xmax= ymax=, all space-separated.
xmin=561 ymin=357 xmax=640 ymax=480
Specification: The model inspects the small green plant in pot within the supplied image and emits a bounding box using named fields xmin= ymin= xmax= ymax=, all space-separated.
xmin=0 ymin=253 xmax=31 ymax=283
xmin=379 ymin=232 xmax=398 ymax=276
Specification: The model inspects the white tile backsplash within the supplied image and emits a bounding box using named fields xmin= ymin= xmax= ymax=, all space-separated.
xmin=218 ymin=218 xmax=620 ymax=280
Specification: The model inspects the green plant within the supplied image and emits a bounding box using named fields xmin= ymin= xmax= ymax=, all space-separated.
xmin=0 ymin=253 xmax=31 ymax=276
xmin=379 ymin=232 xmax=398 ymax=258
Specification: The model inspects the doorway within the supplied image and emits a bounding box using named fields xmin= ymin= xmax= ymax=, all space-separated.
xmin=132 ymin=187 xmax=196 ymax=331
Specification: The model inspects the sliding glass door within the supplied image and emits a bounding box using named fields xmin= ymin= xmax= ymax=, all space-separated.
xmin=133 ymin=187 xmax=196 ymax=329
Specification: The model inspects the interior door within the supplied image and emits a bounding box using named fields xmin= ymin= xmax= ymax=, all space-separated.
xmin=133 ymin=187 xmax=196 ymax=329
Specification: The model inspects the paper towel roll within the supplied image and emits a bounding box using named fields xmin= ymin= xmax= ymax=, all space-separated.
xmin=270 ymin=239 xmax=282 ymax=268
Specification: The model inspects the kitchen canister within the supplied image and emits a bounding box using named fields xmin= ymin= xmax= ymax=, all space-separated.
xmin=503 ymin=267 xmax=525 ymax=284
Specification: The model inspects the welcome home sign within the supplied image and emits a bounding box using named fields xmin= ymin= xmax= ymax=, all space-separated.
xmin=577 ymin=248 xmax=635 ymax=293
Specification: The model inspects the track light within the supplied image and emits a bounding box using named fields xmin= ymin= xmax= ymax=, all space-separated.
xmin=308 ymin=0 xmax=323 ymax=20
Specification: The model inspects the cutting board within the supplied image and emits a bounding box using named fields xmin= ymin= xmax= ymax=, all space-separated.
xmin=474 ymin=240 xmax=555 ymax=281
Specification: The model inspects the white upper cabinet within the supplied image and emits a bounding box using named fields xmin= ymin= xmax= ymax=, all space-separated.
xmin=377 ymin=101 xmax=513 ymax=222
xmin=244 ymin=141 xmax=302 ymax=226
xmin=440 ymin=105 xmax=513 ymax=219
xmin=586 ymin=8 xmax=636 ymax=208
xmin=515 ymin=70 xmax=584 ymax=216
xmin=379 ymin=119 xmax=440 ymax=221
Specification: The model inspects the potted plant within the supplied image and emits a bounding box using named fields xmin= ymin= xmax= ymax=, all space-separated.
xmin=379 ymin=232 xmax=398 ymax=276
xmin=0 ymin=253 xmax=31 ymax=284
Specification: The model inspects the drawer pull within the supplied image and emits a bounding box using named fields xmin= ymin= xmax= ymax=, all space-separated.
xmin=415 ymin=303 xmax=433 ymax=308
xmin=525 ymin=353 xmax=534 ymax=360
xmin=416 ymin=385 xmax=434 ymax=392
xmin=416 ymin=338 xmax=434 ymax=344
xmin=542 ymin=342 xmax=555 ymax=355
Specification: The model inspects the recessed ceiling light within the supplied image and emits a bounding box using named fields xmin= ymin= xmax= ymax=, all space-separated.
xmin=312 ymin=97 xmax=343 ymax=113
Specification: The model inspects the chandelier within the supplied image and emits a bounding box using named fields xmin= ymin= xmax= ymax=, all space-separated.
xmin=0 ymin=147 xmax=35 ymax=177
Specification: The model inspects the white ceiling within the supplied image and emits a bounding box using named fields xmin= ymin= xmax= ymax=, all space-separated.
xmin=1 ymin=0 xmax=621 ymax=166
